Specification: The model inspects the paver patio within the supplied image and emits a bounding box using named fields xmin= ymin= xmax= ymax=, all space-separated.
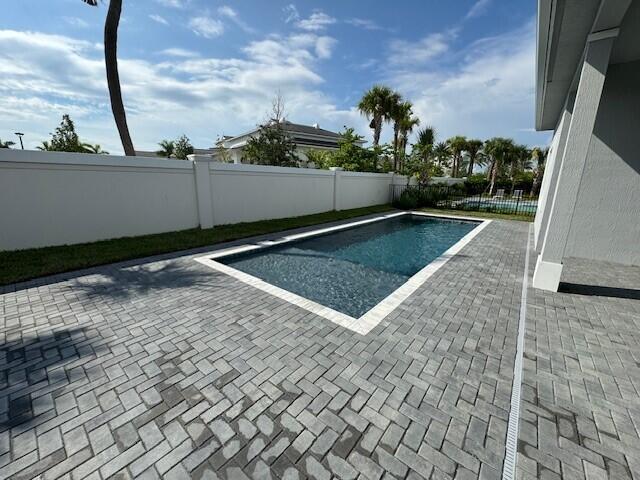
xmin=0 ymin=216 xmax=638 ymax=480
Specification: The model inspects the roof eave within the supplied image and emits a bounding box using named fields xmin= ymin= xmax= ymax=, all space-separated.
xmin=536 ymin=0 xmax=554 ymax=131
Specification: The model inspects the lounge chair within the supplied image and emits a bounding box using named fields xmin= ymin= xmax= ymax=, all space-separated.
xmin=492 ymin=188 xmax=505 ymax=200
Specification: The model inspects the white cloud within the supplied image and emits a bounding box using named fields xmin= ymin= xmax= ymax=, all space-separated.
xmin=149 ymin=14 xmax=169 ymax=26
xmin=217 ymin=5 xmax=255 ymax=34
xmin=159 ymin=47 xmax=199 ymax=58
xmin=63 ymin=17 xmax=90 ymax=28
xmin=387 ymin=32 xmax=451 ymax=66
xmin=466 ymin=0 xmax=492 ymax=19
xmin=155 ymin=0 xmax=188 ymax=8
xmin=296 ymin=12 xmax=336 ymax=32
xmin=283 ymin=4 xmax=299 ymax=24
xmin=0 ymin=29 xmax=361 ymax=154
xmin=217 ymin=6 xmax=236 ymax=19
xmin=315 ymin=36 xmax=337 ymax=59
xmin=345 ymin=18 xmax=384 ymax=31
xmin=386 ymin=19 xmax=550 ymax=146
xmin=189 ymin=16 xmax=224 ymax=39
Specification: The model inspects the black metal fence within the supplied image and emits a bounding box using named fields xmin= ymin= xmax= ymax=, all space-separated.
xmin=390 ymin=184 xmax=538 ymax=217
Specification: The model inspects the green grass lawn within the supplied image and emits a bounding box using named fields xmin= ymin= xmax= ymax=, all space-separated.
xmin=0 ymin=205 xmax=393 ymax=286
xmin=0 ymin=204 xmax=531 ymax=286
xmin=418 ymin=207 xmax=534 ymax=222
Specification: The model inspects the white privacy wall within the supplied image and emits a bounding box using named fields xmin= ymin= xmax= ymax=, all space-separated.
xmin=0 ymin=151 xmax=407 ymax=251
xmin=208 ymin=163 xmax=335 ymax=225
xmin=337 ymin=172 xmax=394 ymax=211
xmin=0 ymin=150 xmax=199 ymax=251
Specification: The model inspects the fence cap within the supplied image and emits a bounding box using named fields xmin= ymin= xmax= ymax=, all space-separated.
xmin=329 ymin=167 xmax=344 ymax=171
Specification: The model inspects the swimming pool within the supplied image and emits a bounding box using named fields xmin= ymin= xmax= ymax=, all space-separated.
xmin=196 ymin=212 xmax=489 ymax=334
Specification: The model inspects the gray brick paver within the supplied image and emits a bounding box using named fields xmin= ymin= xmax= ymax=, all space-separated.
xmin=6 ymin=219 xmax=619 ymax=480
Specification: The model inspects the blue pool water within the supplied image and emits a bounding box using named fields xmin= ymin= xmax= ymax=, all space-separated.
xmin=219 ymin=215 xmax=478 ymax=317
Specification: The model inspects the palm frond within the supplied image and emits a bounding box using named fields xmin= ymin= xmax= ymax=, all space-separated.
xmin=82 ymin=0 xmax=99 ymax=5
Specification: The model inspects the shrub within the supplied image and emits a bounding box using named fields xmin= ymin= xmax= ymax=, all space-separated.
xmin=394 ymin=186 xmax=452 ymax=209
xmin=395 ymin=189 xmax=420 ymax=209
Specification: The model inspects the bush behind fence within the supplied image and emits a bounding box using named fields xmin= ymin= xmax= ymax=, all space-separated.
xmin=391 ymin=184 xmax=538 ymax=217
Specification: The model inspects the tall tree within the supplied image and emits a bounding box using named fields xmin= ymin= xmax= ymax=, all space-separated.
xmin=0 ymin=139 xmax=15 ymax=149
xmin=398 ymin=114 xmax=420 ymax=171
xmin=416 ymin=127 xmax=436 ymax=150
xmin=446 ymin=136 xmax=467 ymax=177
xmin=412 ymin=126 xmax=436 ymax=169
xmin=507 ymin=144 xmax=531 ymax=192
xmin=174 ymin=135 xmax=194 ymax=160
xmin=484 ymin=137 xmax=515 ymax=195
xmin=432 ymin=141 xmax=451 ymax=174
xmin=357 ymin=85 xmax=397 ymax=147
xmin=83 ymin=0 xmax=135 ymax=156
xmin=242 ymin=122 xmax=298 ymax=167
xmin=43 ymin=114 xmax=85 ymax=152
xmin=464 ymin=139 xmax=484 ymax=176
xmin=390 ymin=99 xmax=413 ymax=171
xmin=531 ymin=146 xmax=548 ymax=196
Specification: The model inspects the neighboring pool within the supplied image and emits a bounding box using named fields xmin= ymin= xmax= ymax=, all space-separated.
xmin=217 ymin=215 xmax=479 ymax=318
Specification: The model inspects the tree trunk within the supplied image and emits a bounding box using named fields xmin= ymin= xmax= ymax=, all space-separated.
xmin=105 ymin=0 xmax=135 ymax=156
xmin=489 ymin=159 xmax=499 ymax=195
xmin=392 ymin=124 xmax=399 ymax=171
xmin=467 ymin=155 xmax=474 ymax=176
xmin=372 ymin=115 xmax=382 ymax=146
xmin=510 ymin=160 xmax=517 ymax=193
xmin=532 ymin=167 xmax=544 ymax=196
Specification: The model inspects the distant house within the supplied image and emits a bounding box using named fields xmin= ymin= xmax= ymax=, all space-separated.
xmin=212 ymin=121 xmax=362 ymax=166
xmin=135 ymin=148 xmax=217 ymax=158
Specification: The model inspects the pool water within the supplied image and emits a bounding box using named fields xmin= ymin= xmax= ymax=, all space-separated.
xmin=219 ymin=215 xmax=478 ymax=318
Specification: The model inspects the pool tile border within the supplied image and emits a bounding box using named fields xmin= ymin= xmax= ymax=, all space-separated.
xmin=195 ymin=211 xmax=491 ymax=335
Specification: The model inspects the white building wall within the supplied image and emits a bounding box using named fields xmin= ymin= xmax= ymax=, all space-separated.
xmin=534 ymin=106 xmax=571 ymax=250
xmin=565 ymin=60 xmax=640 ymax=265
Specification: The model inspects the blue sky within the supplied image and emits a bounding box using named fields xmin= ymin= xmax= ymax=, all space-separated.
xmin=1 ymin=0 xmax=550 ymax=153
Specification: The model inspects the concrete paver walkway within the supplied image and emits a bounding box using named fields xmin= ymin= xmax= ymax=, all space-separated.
xmin=1 ymin=216 xmax=637 ymax=479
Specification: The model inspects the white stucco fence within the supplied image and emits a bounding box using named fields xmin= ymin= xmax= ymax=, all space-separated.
xmin=0 ymin=150 xmax=413 ymax=251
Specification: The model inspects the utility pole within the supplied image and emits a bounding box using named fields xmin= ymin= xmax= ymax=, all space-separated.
xmin=14 ymin=132 xmax=24 ymax=150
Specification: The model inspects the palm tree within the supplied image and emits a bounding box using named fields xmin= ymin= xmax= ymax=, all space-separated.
xmin=465 ymin=139 xmax=484 ymax=176
xmin=357 ymin=85 xmax=397 ymax=147
xmin=390 ymin=100 xmax=413 ymax=171
xmin=416 ymin=127 xmax=436 ymax=149
xmin=432 ymin=141 xmax=451 ymax=173
xmin=398 ymin=115 xmax=420 ymax=171
xmin=413 ymin=126 xmax=435 ymax=164
xmin=531 ymin=146 xmax=548 ymax=196
xmin=156 ymin=140 xmax=175 ymax=158
xmin=82 ymin=143 xmax=109 ymax=154
xmin=507 ymin=144 xmax=531 ymax=192
xmin=484 ymin=137 xmax=515 ymax=195
xmin=446 ymin=136 xmax=467 ymax=177
xmin=0 ymin=139 xmax=15 ymax=149
xmin=37 ymin=141 xmax=53 ymax=151
xmin=82 ymin=0 xmax=135 ymax=156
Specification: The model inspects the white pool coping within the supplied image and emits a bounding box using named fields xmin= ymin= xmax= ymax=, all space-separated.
xmin=195 ymin=211 xmax=491 ymax=335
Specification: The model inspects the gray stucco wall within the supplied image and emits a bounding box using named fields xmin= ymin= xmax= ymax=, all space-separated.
xmin=565 ymin=60 xmax=640 ymax=265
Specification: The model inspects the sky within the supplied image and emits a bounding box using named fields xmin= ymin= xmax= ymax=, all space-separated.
xmin=0 ymin=0 xmax=551 ymax=154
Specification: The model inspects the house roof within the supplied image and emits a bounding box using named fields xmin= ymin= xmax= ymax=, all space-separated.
xmin=217 ymin=121 xmax=363 ymax=148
